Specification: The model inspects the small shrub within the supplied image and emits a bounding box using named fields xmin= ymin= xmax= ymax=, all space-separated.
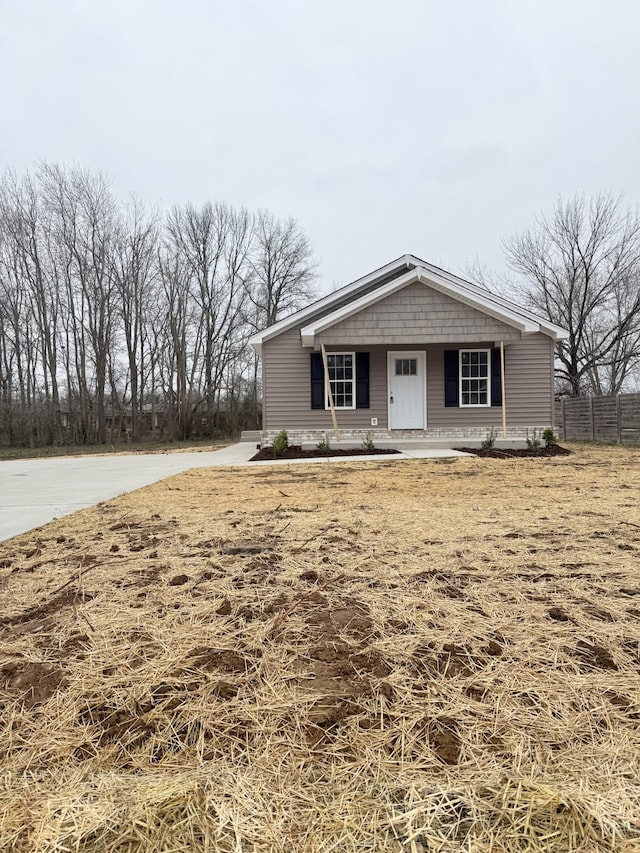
xmin=482 ymin=426 xmax=497 ymax=450
xmin=316 ymin=433 xmax=331 ymax=454
xmin=361 ymin=432 xmax=375 ymax=452
xmin=272 ymin=429 xmax=289 ymax=457
xmin=542 ymin=427 xmax=556 ymax=445
xmin=526 ymin=428 xmax=542 ymax=452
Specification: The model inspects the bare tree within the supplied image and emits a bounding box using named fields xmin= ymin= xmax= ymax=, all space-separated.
xmin=243 ymin=211 xmax=317 ymax=425
xmin=247 ymin=211 xmax=317 ymax=328
xmin=162 ymin=202 xmax=255 ymax=437
xmin=40 ymin=164 xmax=120 ymax=442
xmin=0 ymin=162 xmax=318 ymax=447
xmin=111 ymin=200 xmax=159 ymax=441
xmin=503 ymin=193 xmax=640 ymax=395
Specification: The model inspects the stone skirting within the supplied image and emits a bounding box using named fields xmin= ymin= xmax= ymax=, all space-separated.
xmin=260 ymin=426 xmax=552 ymax=445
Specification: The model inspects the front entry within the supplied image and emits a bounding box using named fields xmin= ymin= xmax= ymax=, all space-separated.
xmin=387 ymin=351 xmax=426 ymax=429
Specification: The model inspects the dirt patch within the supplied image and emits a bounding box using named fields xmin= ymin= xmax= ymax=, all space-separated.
xmin=548 ymin=606 xmax=569 ymax=621
xmin=0 ymin=661 xmax=67 ymax=707
xmin=185 ymin=647 xmax=250 ymax=673
xmin=429 ymin=717 xmax=462 ymax=765
xmin=573 ymin=641 xmax=618 ymax=671
xmin=304 ymin=597 xmax=375 ymax=641
xmin=0 ymin=587 xmax=95 ymax=627
xmin=78 ymin=701 xmax=156 ymax=747
xmin=412 ymin=642 xmax=486 ymax=678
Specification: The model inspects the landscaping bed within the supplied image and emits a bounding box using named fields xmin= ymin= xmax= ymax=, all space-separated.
xmin=250 ymin=444 xmax=400 ymax=461
xmin=1 ymin=443 xmax=639 ymax=851
xmin=457 ymin=443 xmax=572 ymax=458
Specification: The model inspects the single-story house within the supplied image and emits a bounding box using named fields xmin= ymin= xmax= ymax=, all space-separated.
xmin=249 ymin=255 xmax=569 ymax=444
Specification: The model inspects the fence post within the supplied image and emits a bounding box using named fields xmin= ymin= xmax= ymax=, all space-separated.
xmin=616 ymin=394 xmax=622 ymax=444
xmin=589 ymin=396 xmax=595 ymax=441
xmin=562 ymin=398 xmax=567 ymax=440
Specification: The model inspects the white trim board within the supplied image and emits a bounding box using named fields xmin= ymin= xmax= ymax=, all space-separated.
xmin=301 ymin=267 xmax=539 ymax=347
xmin=249 ymin=254 xmax=569 ymax=354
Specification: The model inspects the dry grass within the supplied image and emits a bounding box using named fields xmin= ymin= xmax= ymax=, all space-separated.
xmin=1 ymin=443 xmax=639 ymax=852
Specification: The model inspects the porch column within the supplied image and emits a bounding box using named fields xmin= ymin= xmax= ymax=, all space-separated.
xmin=320 ymin=343 xmax=340 ymax=442
xmin=500 ymin=340 xmax=507 ymax=438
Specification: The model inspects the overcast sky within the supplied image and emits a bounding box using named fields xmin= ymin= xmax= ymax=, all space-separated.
xmin=1 ymin=0 xmax=639 ymax=291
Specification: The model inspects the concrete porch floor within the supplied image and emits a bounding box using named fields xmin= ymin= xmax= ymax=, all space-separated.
xmin=299 ymin=438 xmax=527 ymax=451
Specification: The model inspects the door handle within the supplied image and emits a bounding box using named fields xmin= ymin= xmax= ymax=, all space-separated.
xmin=390 ymin=395 xmax=394 ymax=404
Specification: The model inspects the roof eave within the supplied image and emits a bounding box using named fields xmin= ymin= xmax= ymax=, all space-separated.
xmin=299 ymin=266 xmax=544 ymax=345
xmin=248 ymin=254 xmax=412 ymax=350
xmin=251 ymin=255 xmax=570 ymax=350
xmin=300 ymin=269 xmax=419 ymax=344
xmin=413 ymin=268 xmax=537 ymax=333
xmin=541 ymin=324 xmax=570 ymax=341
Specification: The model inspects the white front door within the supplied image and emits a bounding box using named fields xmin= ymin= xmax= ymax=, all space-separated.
xmin=387 ymin=351 xmax=426 ymax=429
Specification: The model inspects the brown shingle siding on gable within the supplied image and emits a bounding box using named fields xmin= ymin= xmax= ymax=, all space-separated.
xmin=316 ymin=282 xmax=520 ymax=345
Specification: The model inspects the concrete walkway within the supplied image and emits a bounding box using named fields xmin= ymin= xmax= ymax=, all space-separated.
xmin=0 ymin=443 xmax=468 ymax=542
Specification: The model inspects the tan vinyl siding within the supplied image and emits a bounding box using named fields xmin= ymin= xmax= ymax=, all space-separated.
xmin=262 ymin=330 xmax=554 ymax=431
xmin=262 ymin=328 xmax=389 ymax=431
xmin=317 ymin=282 xmax=520 ymax=345
xmin=426 ymin=333 xmax=554 ymax=427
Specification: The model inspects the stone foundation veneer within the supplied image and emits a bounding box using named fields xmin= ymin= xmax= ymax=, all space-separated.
xmin=261 ymin=426 xmax=552 ymax=445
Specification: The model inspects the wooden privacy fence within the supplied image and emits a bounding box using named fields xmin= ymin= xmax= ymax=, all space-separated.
xmin=556 ymin=393 xmax=640 ymax=444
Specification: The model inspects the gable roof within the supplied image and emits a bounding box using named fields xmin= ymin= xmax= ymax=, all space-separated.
xmin=249 ymin=254 xmax=569 ymax=354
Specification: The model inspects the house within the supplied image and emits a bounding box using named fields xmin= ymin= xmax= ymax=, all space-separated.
xmin=249 ymin=255 xmax=569 ymax=445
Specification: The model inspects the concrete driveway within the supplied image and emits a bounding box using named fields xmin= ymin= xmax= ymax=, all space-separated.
xmin=0 ymin=444 xmax=256 ymax=542
xmin=0 ymin=443 xmax=470 ymax=542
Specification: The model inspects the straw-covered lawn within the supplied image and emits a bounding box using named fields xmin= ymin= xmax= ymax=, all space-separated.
xmin=1 ymin=444 xmax=639 ymax=852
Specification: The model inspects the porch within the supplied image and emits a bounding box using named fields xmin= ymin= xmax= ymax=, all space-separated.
xmin=255 ymin=426 xmax=541 ymax=450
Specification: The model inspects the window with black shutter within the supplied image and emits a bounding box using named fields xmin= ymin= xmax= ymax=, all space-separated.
xmin=444 ymin=348 xmax=503 ymax=407
xmin=310 ymin=351 xmax=370 ymax=410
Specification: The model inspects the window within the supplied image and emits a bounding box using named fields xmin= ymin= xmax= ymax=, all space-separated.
xmin=460 ymin=350 xmax=490 ymax=406
xmin=326 ymin=352 xmax=355 ymax=409
xmin=395 ymin=358 xmax=417 ymax=376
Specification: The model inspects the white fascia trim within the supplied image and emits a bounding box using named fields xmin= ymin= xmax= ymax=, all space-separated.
xmin=248 ymin=255 xmax=411 ymax=352
xmin=539 ymin=322 xmax=570 ymax=340
xmin=413 ymin=268 xmax=539 ymax=333
xmin=300 ymin=269 xmax=418 ymax=346
xmin=407 ymin=256 xmax=569 ymax=340
xmin=300 ymin=267 xmax=539 ymax=347
xmin=249 ymin=253 xmax=570 ymax=352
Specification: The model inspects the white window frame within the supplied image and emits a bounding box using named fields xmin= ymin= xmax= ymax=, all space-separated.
xmin=459 ymin=348 xmax=491 ymax=407
xmin=325 ymin=351 xmax=356 ymax=410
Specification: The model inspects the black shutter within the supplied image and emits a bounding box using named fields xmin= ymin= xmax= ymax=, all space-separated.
xmin=444 ymin=350 xmax=459 ymax=407
xmin=310 ymin=352 xmax=325 ymax=409
xmin=355 ymin=352 xmax=370 ymax=409
xmin=491 ymin=348 xmax=503 ymax=407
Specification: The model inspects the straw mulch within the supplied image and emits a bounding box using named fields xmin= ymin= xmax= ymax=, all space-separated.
xmin=1 ymin=443 xmax=639 ymax=852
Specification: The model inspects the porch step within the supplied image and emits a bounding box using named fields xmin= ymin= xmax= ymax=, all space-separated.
xmin=239 ymin=430 xmax=262 ymax=442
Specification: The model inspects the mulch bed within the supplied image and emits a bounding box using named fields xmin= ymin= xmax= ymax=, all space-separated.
xmin=458 ymin=443 xmax=572 ymax=458
xmin=252 ymin=444 xmax=572 ymax=462
xmin=250 ymin=445 xmax=400 ymax=461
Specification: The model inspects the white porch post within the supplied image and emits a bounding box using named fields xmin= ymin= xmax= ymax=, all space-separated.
xmin=500 ymin=340 xmax=507 ymax=438
xmin=320 ymin=343 xmax=340 ymax=442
